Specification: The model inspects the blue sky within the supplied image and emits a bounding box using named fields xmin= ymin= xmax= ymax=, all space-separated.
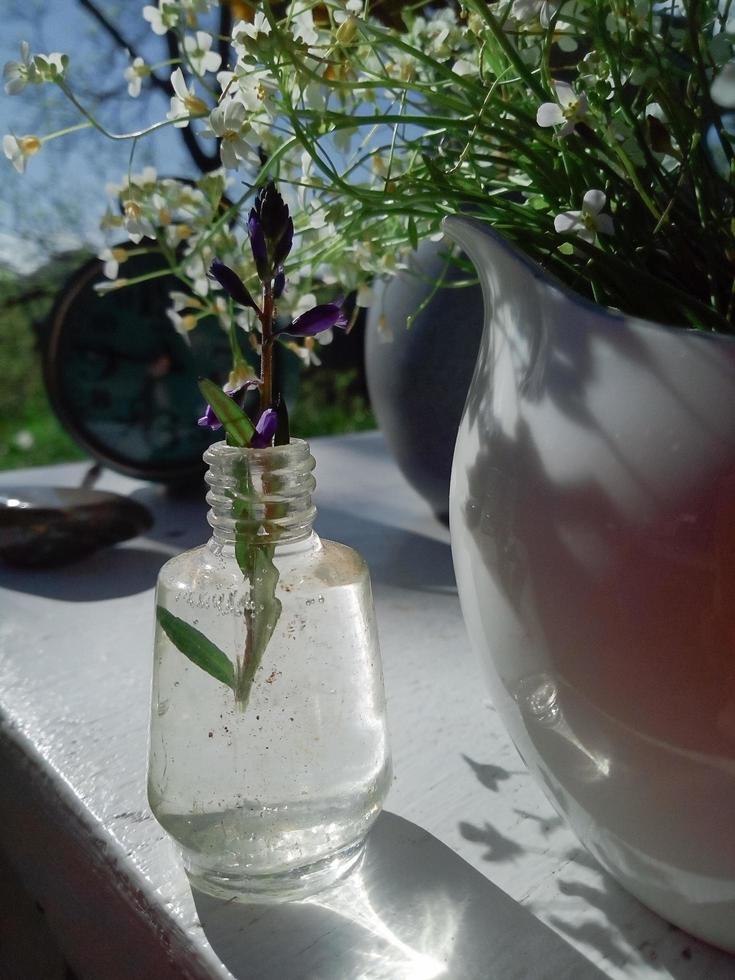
xmin=1 ymin=2 xmax=194 ymax=272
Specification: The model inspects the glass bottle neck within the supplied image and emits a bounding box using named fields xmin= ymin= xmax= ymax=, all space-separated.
xmin=204 ymin=439 xmax=317 ymax=550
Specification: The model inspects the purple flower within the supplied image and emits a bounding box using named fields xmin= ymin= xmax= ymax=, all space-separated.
xmin=256 ymin=181 xmax=290 ymax=242
xmin=282 ymin=302 xmax=349 ymax=337
xmin=248 ymin=181 xmax=293 ymax=279
xmin=197 ymin=403 xmax=222 ymax=431
xmin=248 ymin=210 xmax=269 ymax=281
xmin=208 ymin=258 xmax=259 ymax=312
xmin=250 ymin=408 xmax=278 ymax=448
xmin=273 ymin=268 xmax=286 ymax=299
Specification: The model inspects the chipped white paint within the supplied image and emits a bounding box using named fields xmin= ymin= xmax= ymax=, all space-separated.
xmin=0 ymin=433 xmax=732 ymax=978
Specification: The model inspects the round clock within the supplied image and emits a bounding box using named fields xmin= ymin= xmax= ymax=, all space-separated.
xmin=42 ymin=246 xmax=233 ymax=483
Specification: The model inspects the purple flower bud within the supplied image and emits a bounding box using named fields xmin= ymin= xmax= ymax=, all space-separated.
xmin=273 ymin=216 xmax=294 ymax=267
xmin=250 ymin=408 xmax=278 ymax=448
xmin=273 ymin=268 xmax=286 ymax=299
xmin=208 ymin=258 xmax=259 ymax=312
xmin=255 ymin=181 xmax=290 ymax=244
xmin=197 ymin=403 xmax=222 ymax=431
xmin=248 ymin=210 xmax=269 ymax=281
xmin=283 ymin=302 xmax=349 ymax=337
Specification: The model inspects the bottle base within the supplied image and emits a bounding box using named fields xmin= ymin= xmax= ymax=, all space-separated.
xmin=183 ymin=836 xmax=366 ymax=903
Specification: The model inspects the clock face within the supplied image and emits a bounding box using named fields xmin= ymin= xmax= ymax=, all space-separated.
xmin=44 ymin=249 xmax=235 ymax=482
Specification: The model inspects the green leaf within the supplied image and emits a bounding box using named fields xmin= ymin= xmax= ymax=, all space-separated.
xmin=407 ymin=216 xmax=419 ymax=250
xmin=198 ymin=378 xmax=255 ymax=448
xmin=156 ymin=606 xmax=235 ymax=690
xmin=249 ymin=546 xmax=283 ymax=664
xmin=234 ymin=544 xmax=283 ymax=708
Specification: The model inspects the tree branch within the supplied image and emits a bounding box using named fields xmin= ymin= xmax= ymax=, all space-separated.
xmin=78 ymin=0 xmax=168 ymax=96
xmin=77 ymin=0 xmax=219 ymax=173
xmin=217 ymin=3 xmax=233 ymax=71
xmin=164 ymin=29 xmax=220 ymax=172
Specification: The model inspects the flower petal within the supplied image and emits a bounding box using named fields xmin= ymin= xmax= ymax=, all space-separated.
xmin=197 ymin=403 xmax=222 ymax=430
xmin=712 ymin=62 xmax=735 ymax=108
xmin=284 ymin=302 xmax=348 ymax=336
xmin=273 ymin=216 xmax=294 ymax=267
xmin=536 ymin=102 xmax=564 ymax=127
xmin=248 ymin=211 xmax=269 ymax=280
xmin=250 ymin=409 xmax=278 ymax=448
xmin=553 ymin=81 xmax=576 ymax=108
xmin=596 ymin=213 xmax=615 ymax=236
xmin=582 ymin=189 xmax=606 ymax=214
xmin=554 ymin=210 xmax=583 ymax=234
xmin=170 ymin=67 xmax=189 ymax=100
xmin=208 ymin=258 xmax=259 ymax=311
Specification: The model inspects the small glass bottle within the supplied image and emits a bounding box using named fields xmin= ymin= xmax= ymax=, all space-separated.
xmin=147 ymin=439 xmax=392 ymax=900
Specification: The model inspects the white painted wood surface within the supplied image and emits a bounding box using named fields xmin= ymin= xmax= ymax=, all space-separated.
xmin=0 ymin=432 xmax=732 ymax=979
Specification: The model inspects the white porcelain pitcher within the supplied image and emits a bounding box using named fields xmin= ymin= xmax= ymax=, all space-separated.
xmin=445 ymin=215 xmax=735 ymax=952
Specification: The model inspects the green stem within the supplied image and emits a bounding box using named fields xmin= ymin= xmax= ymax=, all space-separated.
xmin=56 ymin=78 xmax=194 ymax=141
xmin=41 ymin=121 xmax=92 ymax=142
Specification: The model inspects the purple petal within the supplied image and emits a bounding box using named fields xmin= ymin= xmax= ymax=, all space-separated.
xmin=273 ymin=216 xmax=293 ymax=267
xmin=208 ymin=258 xmax=258 ymax=311
xmin=250 ymin=408 xmax=278 ymax=448
xmin=197 ymin=403 xmax=223 ymax=430
xmin=248 ymin=210 xmax=269 ymax=280
xmin=284 ymin=302 xmax=349 ymax=337
xmin=273 ymin=268 xmax=286 ymax=299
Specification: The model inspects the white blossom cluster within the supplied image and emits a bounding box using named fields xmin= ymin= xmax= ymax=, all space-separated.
xmin=5 ymin=0 xmax=735 ymax=333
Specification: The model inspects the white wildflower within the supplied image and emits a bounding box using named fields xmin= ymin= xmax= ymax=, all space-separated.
xmin=537 ymin=81 xmax=588 ymax=137
xmin=28 ymin=51 xmax=66 ymax=83
xmin=124 ymin=57 xmax=148 ymax=98
xmin=122 ymin=199 xmax=155 ymax=244
xmin=554 ymin=189 xmax=614 ymax=243
xmin=285 ymin=337 xmax=321 ymax=367
xmin=166 ymin=307 xmax=198 ymax=339
xmin=232 ymin=12 xmax=271 ymax=44
xmin=202 ymin=100 xmax=253 ymax=170
xmin=143 ymin=1 xmax=180 ymax=36
xmin=453 ymin=58 xmax=478 ymax=77
xmin=3 ymin=42 xmax=35 ymax=94
xmin=291 ymin=9 xmax=320 ymax=48
xmin=183 ymin=31 xmax=221 ymax=75
xmin=3 ymin=134 xmax=41 ymax=173
xmin=4 ymin=43 xmax=65 ymax=93
xmin=98 ymin=246 xmax=128 ymax=279
xmin=169 ymin=291 xmax=202 ymax=313
xmin=167 ymin=68 xmax=209 ymax=128
xmin=510 ymin=0 xmax=560 ymax=27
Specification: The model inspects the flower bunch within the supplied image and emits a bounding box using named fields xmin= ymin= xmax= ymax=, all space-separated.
xmin=163 ymin=179 xmax=344 ymax=707
xmin=198 ymin=179 xmax=346 ymax=449
xmin=5 ymin=1 xmax=735 ymax=331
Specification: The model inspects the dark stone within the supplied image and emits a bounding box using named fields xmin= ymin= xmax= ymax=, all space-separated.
xmin=365 ymin=240 xmax=485 ymax=522
xmin=0 ymin=486 xmax=153 ymax=568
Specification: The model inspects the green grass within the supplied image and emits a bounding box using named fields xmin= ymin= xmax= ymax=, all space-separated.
xmin=0 ymin=386 xmax=87 ymax=471
xmin=291 ymin=368 xmax=375 ymax=439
